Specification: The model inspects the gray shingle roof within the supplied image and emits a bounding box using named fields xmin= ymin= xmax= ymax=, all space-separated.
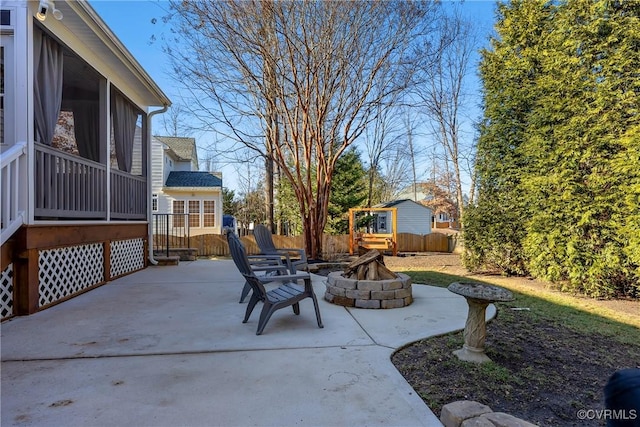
xmin=376 ymin=199 xmax=411 ymax=208
xmin=165 ymin=171 xmax=222 ymax=188
xmin=155 ymin=136 xmax=197 ymax=163
xmin=375 ymin=199 xmax=431 ymax=211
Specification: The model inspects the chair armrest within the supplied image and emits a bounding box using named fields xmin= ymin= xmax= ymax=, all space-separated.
xmin=277 ymin=248 xmax=306 ymax=255
xmin=257 ymin=272 xmax=311 ymax=284
xmin=252 ymin=264 xmax=289 ymax=274
xmin=248 ymin=254 xmax=284 ymax=261
xmin=275 ymin=248 xmax=308 ymax=264
xmin=247 ymin=255 xmax=285 ymax=265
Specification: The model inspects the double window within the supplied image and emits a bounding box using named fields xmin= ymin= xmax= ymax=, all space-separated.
xmin=172 ymin=199 xmax=216 ymax=228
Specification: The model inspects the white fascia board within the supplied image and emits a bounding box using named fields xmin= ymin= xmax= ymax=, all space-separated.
xmin=162 ymin=187 xmax=222 ymax=193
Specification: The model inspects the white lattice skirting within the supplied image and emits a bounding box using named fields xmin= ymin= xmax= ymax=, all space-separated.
xmin=110 ymin=238 xmax=144 ymax=278
xmin=1 ymin=263 xmax=14 ymax=318
xmin=39 ymin=244 xmax=104 ymax=307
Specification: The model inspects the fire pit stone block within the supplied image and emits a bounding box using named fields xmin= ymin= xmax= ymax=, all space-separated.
xmin=356 ymin=299 xmax=381 ymax=309
xmin=324 ymin=272 xmax=412 ymax=309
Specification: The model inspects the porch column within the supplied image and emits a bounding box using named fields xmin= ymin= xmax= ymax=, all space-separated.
xmin=105 ymin=80 xmax=111 ymax=220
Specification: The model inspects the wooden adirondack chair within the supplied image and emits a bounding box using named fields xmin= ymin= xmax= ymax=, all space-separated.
xmin=253 ymin=224 xmax=308 ymax=272
xmin=227 ymin=232 xmax=323 ymax=335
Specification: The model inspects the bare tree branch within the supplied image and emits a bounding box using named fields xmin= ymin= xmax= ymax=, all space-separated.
xmin=165 ymin=0 xmax=443 ymax=257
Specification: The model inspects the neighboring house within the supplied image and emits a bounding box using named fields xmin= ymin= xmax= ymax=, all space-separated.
xmin=375 ymin=199 xmax=433 ymax=235
xmin=151 ymin=136 xmax=224 ymax=235
xmin=0 ymin=1 xmax=170 ymax=319
xmin=396 ymin=183 xmax=456 ymax=224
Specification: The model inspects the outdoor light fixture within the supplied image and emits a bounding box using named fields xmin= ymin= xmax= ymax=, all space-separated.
xmin=52 ymin=6 xmax=63 ymax=20
xmin=36 ymin=0 xmax=62 ymax=22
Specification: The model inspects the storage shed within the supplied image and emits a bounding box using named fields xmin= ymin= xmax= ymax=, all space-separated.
xmin=375 ymin=199 xmax=432 ymax=235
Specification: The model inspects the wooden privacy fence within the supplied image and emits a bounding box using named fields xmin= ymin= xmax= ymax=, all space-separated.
xmin=153 ymin=232 xmax=452 ymax=258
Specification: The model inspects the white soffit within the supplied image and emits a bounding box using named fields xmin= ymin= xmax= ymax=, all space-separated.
xmin=51 ymin=0 xmax=170 ymax=109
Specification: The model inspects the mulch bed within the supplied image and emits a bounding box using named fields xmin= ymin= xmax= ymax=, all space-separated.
xmin=391 ymin=302 xmax=640 ymax=427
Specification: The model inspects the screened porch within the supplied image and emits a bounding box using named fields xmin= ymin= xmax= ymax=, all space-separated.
xmin=33 ymin=24 xmax=148 ymax=221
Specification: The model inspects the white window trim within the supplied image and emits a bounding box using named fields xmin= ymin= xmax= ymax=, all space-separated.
xmin=1 ymin=12 xmax=15 ymax=146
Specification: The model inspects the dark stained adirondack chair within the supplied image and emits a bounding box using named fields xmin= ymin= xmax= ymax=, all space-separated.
xmin=237 ymin=254 xmax=287 ymax=304
xmin=226 ymin=233 xmax=290 ymax=304
xmin=227 ymin=231 xmax=323 ymax=335
xmin=253 ymin=224 xmax=308 ymax=273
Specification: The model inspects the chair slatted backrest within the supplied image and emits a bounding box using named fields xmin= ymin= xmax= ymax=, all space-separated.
xmin=226 ymin=232 xmax=267 ymax=298
xmin=253 ymin=224 xmax=278 ymax=253
xmin=253 ymin=224 xmax=308 ymax=271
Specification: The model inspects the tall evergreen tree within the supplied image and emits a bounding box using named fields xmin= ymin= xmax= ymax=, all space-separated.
xmin=465 ymin=0 xmax=639 ymax=297
xmin=463 ymin=0 xmax=550 ymax=275
xmin=326 ymin=149 xmax=368 ymax=235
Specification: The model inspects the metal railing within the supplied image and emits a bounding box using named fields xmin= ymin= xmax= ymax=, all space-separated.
xmin=1 ymin=141 xmax=27 ymax=245
xmin=152 ymin=213 xmax=190 ymax=257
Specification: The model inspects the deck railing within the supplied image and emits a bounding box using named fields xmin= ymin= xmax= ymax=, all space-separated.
xmin=1 ymin=141 xmax=27 ymax=245
xmin=35 ymin=143 xmax=107 ymax=219
xmin=110 ymin=169 xmax=146 ymax=220
xmin=35 ymin=143 xmax=146 ymax=220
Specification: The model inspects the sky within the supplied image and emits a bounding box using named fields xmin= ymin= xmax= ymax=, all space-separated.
xmin=89 ymin=0 xmax=499 ymax=194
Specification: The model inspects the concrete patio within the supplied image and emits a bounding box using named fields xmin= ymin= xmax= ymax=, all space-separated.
xmin=1 ymin=259 xmax=494 ymax=427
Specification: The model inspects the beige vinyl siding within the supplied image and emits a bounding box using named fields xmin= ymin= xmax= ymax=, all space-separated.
xmin=151 ymin=138 xmax=164 ymax=193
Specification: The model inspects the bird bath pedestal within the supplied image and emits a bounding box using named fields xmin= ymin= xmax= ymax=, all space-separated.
xmin=447 ymin=282 xmax=514 ymax=363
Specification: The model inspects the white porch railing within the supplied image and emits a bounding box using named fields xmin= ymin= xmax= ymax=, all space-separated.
xmin=1 ymin=141 xmax=28 ymax=246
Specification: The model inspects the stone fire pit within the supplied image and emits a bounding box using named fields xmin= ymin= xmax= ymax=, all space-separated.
xmin=324 ymin=271 xmax=413 ymax=309
xmin=324 ymin=250 xmax=413 ymax=309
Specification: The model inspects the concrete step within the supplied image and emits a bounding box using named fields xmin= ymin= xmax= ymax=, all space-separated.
xmin=153 ymin=255 xmax=180 ymax=266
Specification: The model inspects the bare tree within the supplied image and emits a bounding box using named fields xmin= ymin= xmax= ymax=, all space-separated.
xmin=233 ymin=148 xmax=266 ymax=235
xmin=161 ymin=104 xmax=192 ymax=137
xmin=362 ymin=102 xmax=405 ymax=207
xmin=165 ymin=0 xmax=443 ymax=258
xmin=414 ymin=8 xmax=479 ymax=226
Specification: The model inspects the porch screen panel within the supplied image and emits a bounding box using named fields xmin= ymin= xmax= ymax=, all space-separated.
xmin=111 ymin=92 xmax=137 ymax=173
xmin=33 ymin=29 xmax=63 ymax=146
xmin=204 ymin=201 xmax=215 ymax=227
xmin=189 ymin=200 xmax=200 ymax=228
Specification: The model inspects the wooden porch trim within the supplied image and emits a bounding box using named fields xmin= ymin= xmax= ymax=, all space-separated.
xmin=14 ymin=248 xmax=39 ymax=315
xmin=1 ymin=239 xmax=14 ymax=271
xmin=16 ymin=223 xmax=148 ymax=250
